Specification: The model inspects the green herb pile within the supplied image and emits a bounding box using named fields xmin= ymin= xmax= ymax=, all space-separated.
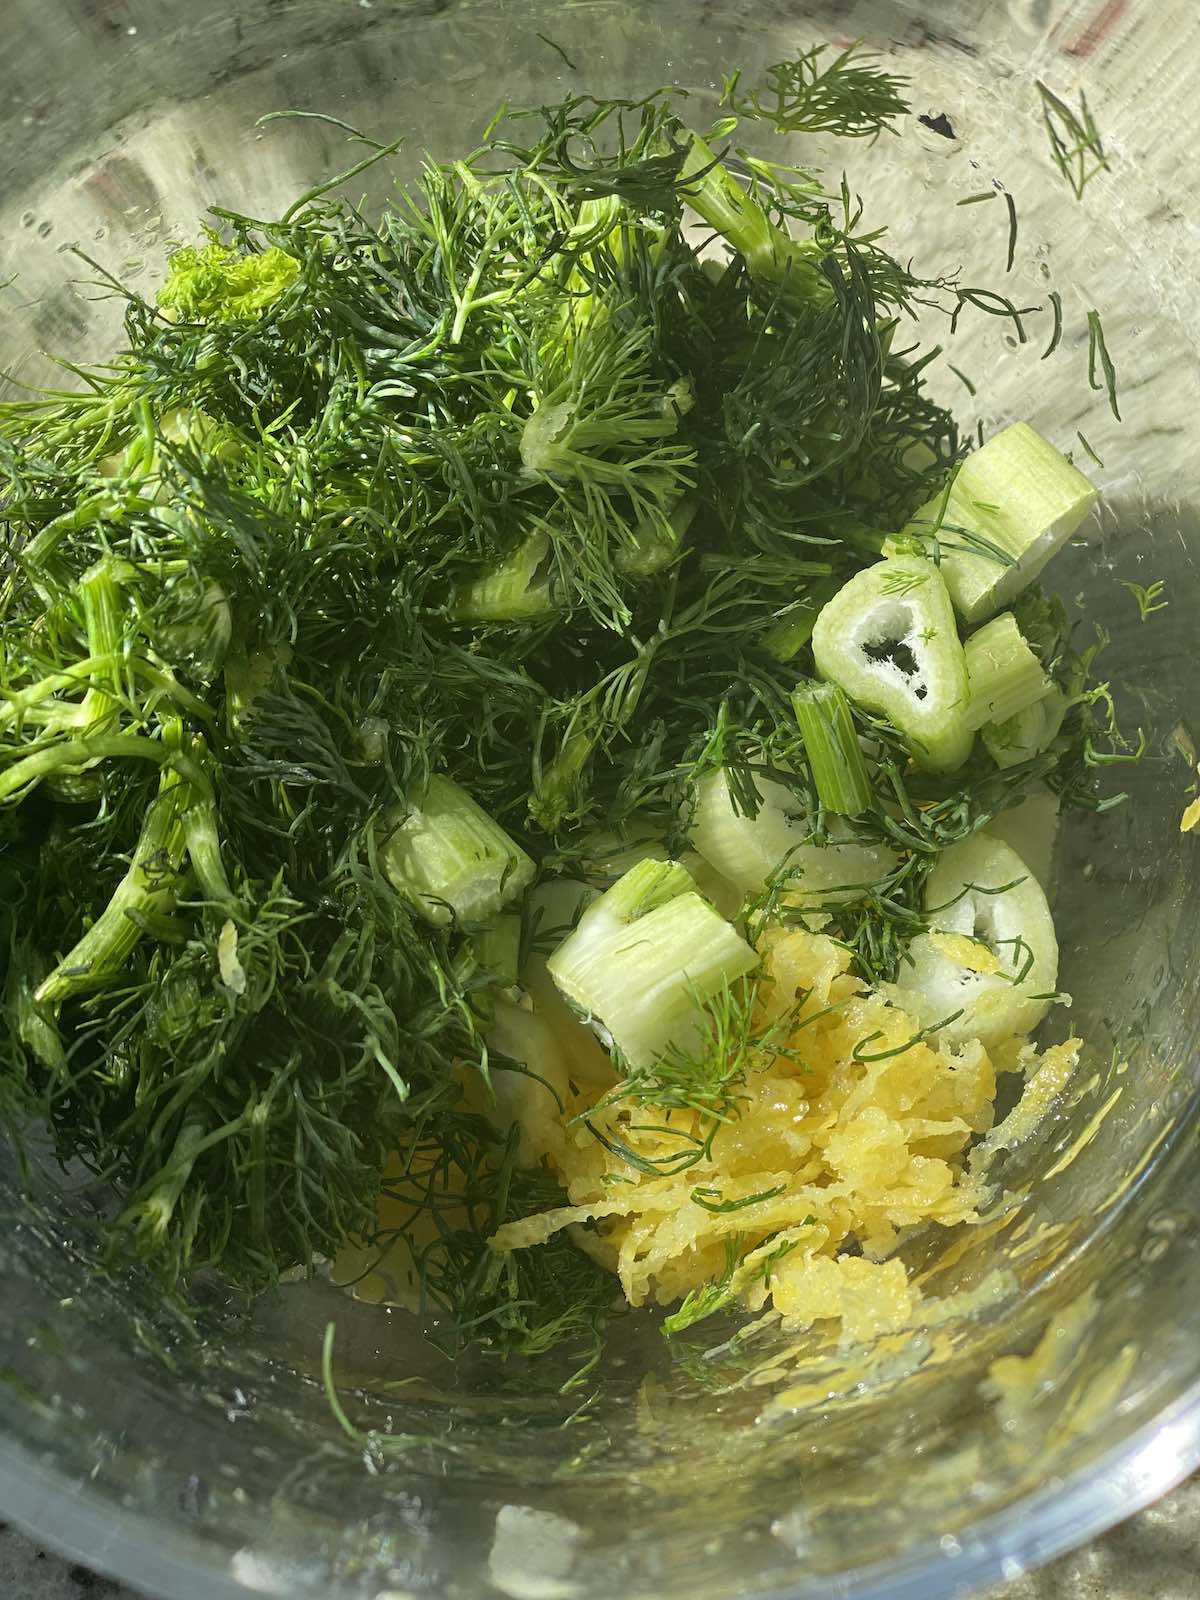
xmin=0 ymin=47 xmax=1130 ymax=1358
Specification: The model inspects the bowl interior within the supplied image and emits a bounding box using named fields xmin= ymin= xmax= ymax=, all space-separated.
xmin=1 ymin=3 xmax=1198 ymax=1599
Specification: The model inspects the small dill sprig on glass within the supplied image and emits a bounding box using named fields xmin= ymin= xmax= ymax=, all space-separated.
xmin=1036 ymin=81 xmax=1111 ymax=200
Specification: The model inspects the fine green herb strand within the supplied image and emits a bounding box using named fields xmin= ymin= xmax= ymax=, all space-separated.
xmin=850 ymin=1011 xmax=963 ymax=1062
xmin=1086 ymin=309 xmax=1121 ymax=419
xmin=956 ymin=191 xmax=997 ymax=206
xmin=537 ymin=33 xmax=579 ymax=71
xmin=721 ymin=42 xmax=909 ymax=138
xmin=1036 ymin=81 xmax=1110 ymax=200
xmin=1042 ymin=290 xmax=1064 ymax=360
xmin=947 ymin=363 xmax=976 ymax=396
xmin=322 ymin=1321 xmax=368 ymax=1445
xmin=1076 ymin=430 xmax=1104 ymax=468
xmin=1003 ymin=191 xmax=1018 ymax=272
xmin=1120 ymin=579 xmax=1167 ymax=621
xmin=952 ymin=287 xmax=1039 ymax=343
xmin=690 ymin=1183 xmax=787 ymax=1214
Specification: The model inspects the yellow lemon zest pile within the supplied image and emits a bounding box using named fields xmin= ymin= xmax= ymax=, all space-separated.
xmin=492 ymin=928 xmax=1080 ymax=1342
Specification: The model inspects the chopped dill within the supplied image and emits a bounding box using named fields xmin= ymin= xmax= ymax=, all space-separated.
xmin=536 ymin=33 xmax=579 ymax=71
xmin=1042 ymin=289 xmax=1064 ymax=359
xmin=1003 ymin=191 xmax=1018 ymax=272
xmin=1036 ymin=81 xmax=1110 ymax=201
xmin=851 ymin=1012 xmax=965 ymax=1062
xmin=721 ymin=43 xmax=909 ymax=138
xmin=690 ymin=1183 xmax=787 ymax=1214
xmin=1087 ymin=309 xmax=1121 ymax=419
xmin=1120 ymin=579 xmax=1168 ymax=621
xmin=580 ymin=984 xmax=789 ymax=1177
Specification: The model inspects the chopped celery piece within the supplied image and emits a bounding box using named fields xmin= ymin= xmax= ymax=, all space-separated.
xmin=791 ymin=679 xmax=873 ymax=816
xmin=983 ymin=787 xmax=1060 ymax=894
xmin=811 ymin=557 xmax=972 ymax=774
xmin=522 ymin=877 xmax=615 ymax=1085
xmin=545 ymin=857 xmax=758 ymax=1071
xmin=678 ymin=133 xmax=831 ymax=307
xmin=471 ymin=912 xmax=523 ymax=989
xmin=75 ymin=558 xmax=125 ymax=735
xmin=887 ymin=834 xmax=1058 ymax=1048
xmin=486 ymin=995 xmax=573 ymax=1165
xmin=581 ymin=827 xmax=745 ymax=920
xmin=159 ymin=574 xmax=233 ymax=682
xmin=452 ymin=530 xmax=558 ymax=622
xmin=963 ymin=612 xmax=1052 ymax=731
xmin=761 ymin=576 xmax=841 ymax=662
xmin=617 ymin=496 xmax=697 ymax=576
xmin=381 ymin=774 xmax=535 ymax=928
xmin=981 ymin=688 xmax=1069 ymax=770
xmin=896 ymin=423 xmax=1097 ymax=623
xmin=35 ymin=724 xmax=194 ymax=1005
xmin=686 ymin=767 xmax=891 ymax=898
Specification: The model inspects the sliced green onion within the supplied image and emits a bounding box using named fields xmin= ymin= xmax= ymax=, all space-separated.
xmin=791 ymin=679 xmax=873 ymax=816
xmin=963 ymin=611 xmax=1052 ymax=731
xmin=381 ymin=774 xmax=536 ymax=928
xmin=545 ymin=857 xmax=758 ymax=1071
xmin=452 ymin=530 xmax=558 ymax=622
xmin=811 ymin=557 xmax=973 ymax=774
xmin=896 ymin=422 xmax=1097 ymax=623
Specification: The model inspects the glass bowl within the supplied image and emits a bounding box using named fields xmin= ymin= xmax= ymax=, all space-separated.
xmin=1 ymin=3 xmax=1197 ymax=1598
